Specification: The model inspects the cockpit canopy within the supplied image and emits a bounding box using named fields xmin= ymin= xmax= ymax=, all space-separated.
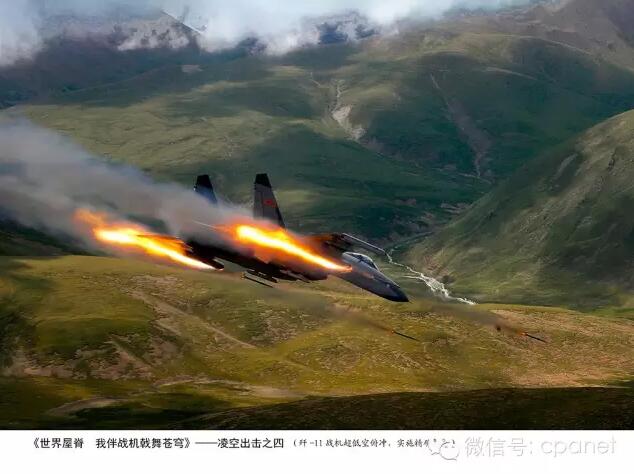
xmin=346 ymin=252 xmax=379 ymax=270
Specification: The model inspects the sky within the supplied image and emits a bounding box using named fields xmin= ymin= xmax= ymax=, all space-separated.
xmin=0 ymin=0 xmax=531 ymax=66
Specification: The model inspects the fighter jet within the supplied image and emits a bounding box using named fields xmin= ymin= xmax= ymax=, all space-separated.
xmin=185 ymin=173 xmax=409 ymax=302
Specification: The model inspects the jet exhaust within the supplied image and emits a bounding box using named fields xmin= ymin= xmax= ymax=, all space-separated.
xmin=75 ymin=208 xmax=214 ymax=270
xmin=229 ymin=223 xmax=351 ymax=273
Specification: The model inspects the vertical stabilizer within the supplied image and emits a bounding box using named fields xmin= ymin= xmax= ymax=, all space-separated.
xmin=253 ymin=173 xmax=285 ymax=227
xmin=195 ymin=174 xmax=217 ymax=204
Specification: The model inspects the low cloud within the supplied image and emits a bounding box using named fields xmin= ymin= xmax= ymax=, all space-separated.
xmin=0 ymin=0 xmax=532 ymax=65
xmin=0 ymin=1 xmax=42 ymax=67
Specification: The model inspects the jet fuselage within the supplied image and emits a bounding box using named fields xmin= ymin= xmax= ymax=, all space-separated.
xmin=187 ymin=173 xmax=409 ymax=303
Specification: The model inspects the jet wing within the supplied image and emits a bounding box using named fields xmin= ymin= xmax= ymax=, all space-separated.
xmin=310 ymin=233 xmax=386 ymax=255
xmin=137 ymin=234 xmax=191 ymax=249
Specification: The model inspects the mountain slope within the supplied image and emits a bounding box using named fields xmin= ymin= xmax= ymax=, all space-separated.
xmin=463 ymin=0 xmax=634 ymax=70
xmin=407 ymin=108 xmax=634 ymax=309
xmin=177 ymin=387 xmax=634 ymax=430
xmin=11 ymin=12 xmax=634 ymax=242
xmin=1 ymin=255 xmax=632 ymax=428
xmin=327 ymin=27 xmax=634 ymax=179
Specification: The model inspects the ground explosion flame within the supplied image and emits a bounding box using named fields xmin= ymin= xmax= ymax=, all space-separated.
xmin=75 ymin=209 xmax=214 ymax=270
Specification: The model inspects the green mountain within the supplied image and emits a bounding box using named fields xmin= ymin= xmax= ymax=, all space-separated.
xmin=407 ymin=108 xmax=634 ymax=310
xmin=8 ymin=0 xmax=634 ymax=242
xmin=3 ymin=0 xmax=634 ymax=429
xmin=478 ymin=0 xmax=634 ymax=70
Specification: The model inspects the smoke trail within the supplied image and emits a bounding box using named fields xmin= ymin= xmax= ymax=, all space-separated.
xmin=0 ymin=119 xmax=244 ymax=252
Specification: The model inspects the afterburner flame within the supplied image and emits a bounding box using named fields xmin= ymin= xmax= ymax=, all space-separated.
xmin=233 ymin=224 xmax=349 ymax=272
xmin=75 ymin=209 xmax=213 ymax=270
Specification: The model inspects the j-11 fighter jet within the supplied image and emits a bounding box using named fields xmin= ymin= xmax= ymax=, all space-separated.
xmin=186 ymin=173 xmax=409 ymax=302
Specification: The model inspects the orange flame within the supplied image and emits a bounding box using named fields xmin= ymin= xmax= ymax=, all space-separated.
xmin=232 ymin=224 xmax=350 ymax=272
xmin=75 ymin=209 xmax=214 ymax=270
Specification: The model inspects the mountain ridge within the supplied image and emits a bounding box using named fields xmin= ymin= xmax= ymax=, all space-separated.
xmin=407 ymin=107 xmax=634 ymax=309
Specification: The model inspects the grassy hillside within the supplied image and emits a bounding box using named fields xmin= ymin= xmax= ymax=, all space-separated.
xmin=178 ymin=386 xmax=634 ymax=430
xmin=473 ymin=0 xmax=634 ymax=70
xmin=14 ymin=47 xmax=485 ymax=241
xmin=0 ymin=221 xmax=72 ymax=257
xmin=407 ymin=108 xmax=634 ymax=310
xmin=0 ymin=255 xmax=632 ymax=428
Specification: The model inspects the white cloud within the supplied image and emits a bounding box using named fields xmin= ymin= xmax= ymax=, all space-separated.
xmin=172 ymin=0 xmax=528 ymax=52
xmin=0 ymin=0 xmax=531 ymax=66
xmin=0 ymin=0 xmax=42 ymax=67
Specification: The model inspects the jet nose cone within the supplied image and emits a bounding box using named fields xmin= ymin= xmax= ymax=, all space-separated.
xmin=386 ymin=284 xmax=409 ymax=302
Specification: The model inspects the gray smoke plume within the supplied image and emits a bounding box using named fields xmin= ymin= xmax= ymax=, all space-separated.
xmin=0 ymin=119 xmax=244 ymax=251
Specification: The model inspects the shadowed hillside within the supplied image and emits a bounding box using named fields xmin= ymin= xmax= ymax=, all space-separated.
xmin=177 ymin=387 xmax=634 ymax=430
xmin=408 ymin=108 xmax=634 ymax=310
